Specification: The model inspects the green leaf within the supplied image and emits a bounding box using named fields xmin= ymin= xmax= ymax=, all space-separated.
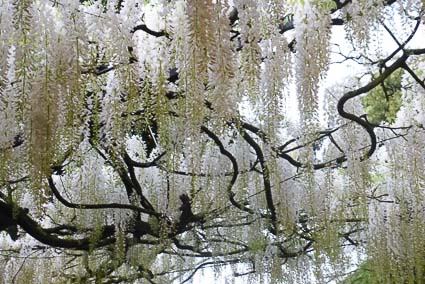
xmin=361 ymin=69 xmax=404 ymax=124
xmin=339 ymin=261 xmax=375 ymax=284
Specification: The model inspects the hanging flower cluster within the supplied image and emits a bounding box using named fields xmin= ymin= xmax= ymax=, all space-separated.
xmin=0 ymin=0 xmax=424 ymax=283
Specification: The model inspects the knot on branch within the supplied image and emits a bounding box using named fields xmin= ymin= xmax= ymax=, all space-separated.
xmin=0 ymin=213 xmax=18 ymax=240
xmin=178 ymin=194 xmax=203 ymax=227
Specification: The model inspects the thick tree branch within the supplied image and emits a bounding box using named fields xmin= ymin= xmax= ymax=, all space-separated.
xmin=131 ymin=24 xmax=168 ymax=38
xmin=239 ymin=130 xmax=277 ymax=235
xmin=201 ymin=126 xmax=254 ymax=214
xmin=0 ymin=200 xmax=115 ymax=250
xmin=47 ymin=177 xmax=158 ymax=216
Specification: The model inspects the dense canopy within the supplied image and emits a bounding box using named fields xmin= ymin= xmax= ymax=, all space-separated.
xmin=0 ymin=0 xmax=425 ymax=283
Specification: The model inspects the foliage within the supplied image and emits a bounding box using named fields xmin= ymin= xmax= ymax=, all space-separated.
xmin=339 ymin=261 xmax=376 ymax=284
xmin=0 ymin=0 xmax=424 ymax=283
xmin=361 ymin=69 xmax=404 ymax=124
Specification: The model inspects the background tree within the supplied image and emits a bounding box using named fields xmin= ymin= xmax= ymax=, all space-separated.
xmin=0 ymin=0 xmax=424 ymax=283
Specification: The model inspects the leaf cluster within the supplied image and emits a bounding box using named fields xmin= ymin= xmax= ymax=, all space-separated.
xmin=361 ymin=69 xmax=404 ymax=124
